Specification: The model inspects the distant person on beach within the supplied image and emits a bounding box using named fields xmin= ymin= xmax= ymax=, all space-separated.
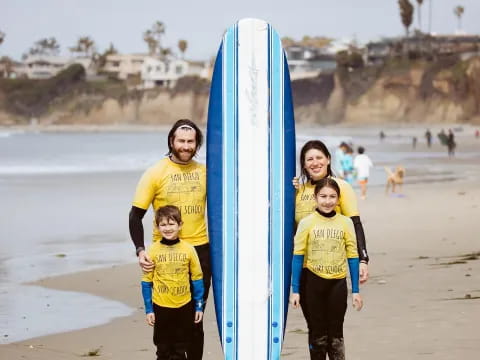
xmin=290 ymin=178 xmax=363 ymax=360
xmin=141 ymin=206 xmax=204 ymax=360
xmin=385 ymin=166 xmax=405 ymax=195
xmin=379 ymin=130 xmax=386 ymax=141
xmin=412 ymin=136 xmax=417 ymax=149
xmin=334 ymin=142 xmax=347 ymax=178
xmin=354 ymin=146 xmax=373 ymax=200
xmin=129 ymin=119 xmax=209 ymax=360
xmin=475 ymin=129 xmax=479 ymax=139
xmin=341 ymin=144 xmax=355 ymax=184
xmin=447 ymin=129 xmax=456 ymax=157
xmin=425 ymin=129 xmax=432 ymax=147
xmin=292 ymin=140 xmax=369 ymax=358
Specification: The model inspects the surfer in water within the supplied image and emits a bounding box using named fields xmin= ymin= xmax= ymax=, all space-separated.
xmin=292 ymin=140 xmax=369 ymax=357
xmin=141 ymin=205 xmax=204 ymax=360
xmin=291 ymin=178 xmax=363 ymax=359
xmin=129 ymin=119 xmax=210 ymax=360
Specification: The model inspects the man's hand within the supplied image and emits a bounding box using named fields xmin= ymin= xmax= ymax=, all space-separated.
xmin=138 ymin=250 xmax=154 ymax=272
xmin=360 ymin=262 xmax=369 ymax=284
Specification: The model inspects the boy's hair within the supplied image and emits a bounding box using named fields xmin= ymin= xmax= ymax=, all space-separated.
xmin=314 ymin=177 xmax=341 ymax=197
xmin=155 ymin=205 xmax=182 ymax=226
xmin=358 ymin=146 xmax=365 ymax=154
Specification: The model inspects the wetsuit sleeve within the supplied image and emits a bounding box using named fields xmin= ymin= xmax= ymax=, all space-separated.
xmin=192 ymin=280 xmax=205 ymax=311
xmin=189 ymin=246 xmax=204 ymax=311
xmin=291 ymin=255 xmax=304 ymax=293
xmin=129 ymin=206 xmax=147 ymax=251
xmin=141 ymin=281 xmax=154 ymax=314
xmin=351 ymin=216 xmax=369 ymax=263
xmin=347 ymin=258 xmax=360 ymax=293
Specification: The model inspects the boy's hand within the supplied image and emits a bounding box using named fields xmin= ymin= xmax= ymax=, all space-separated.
xmin=138 ymin=250 xmax=154 ymax=272
xmin=292 ymin=177 xmax=300 ymax=190
xmin=352 ymin=293 xmax=363 ymax=311
xmin=195 ymin=311 xmax=203 ymax=323
xmin=290 ymin=293 xmax=300 ymax=309
xmin=146 ymin=312 xmax=155 ymax=326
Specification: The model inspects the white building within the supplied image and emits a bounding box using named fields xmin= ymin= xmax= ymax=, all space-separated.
xmin=141 ymin=57 xmax=189 ymax=88
xmin=103 ymin=54 xmax=148 ymax=80
xmin=285 ymin=46 xmax=336 ymax=80
xmin=20 ymin=54 xmax=69 ymax=79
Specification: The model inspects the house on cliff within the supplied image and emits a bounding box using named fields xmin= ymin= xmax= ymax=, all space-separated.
xmin=366 ymin=34 xmax=480 ymax=64
xmin=285 ymin=45 xmax=336 ymax=80
xmin=103 ymin=54 xmax=210 ymax=88
xmin=13 ymin=54 xmax=97 ymax=79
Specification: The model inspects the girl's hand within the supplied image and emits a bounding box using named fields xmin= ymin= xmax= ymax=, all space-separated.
xmin=146 ymin=312 xmax=155 ymax=326
xmin=195 ymin=311 xmax=203 ymax=323
xmin=292 ymin=177 xmax=300 ymax=190
xmin=290 ymin=293 xmax=300 ymax=309
xmin=352 ymin=293 xmax=363 ymax=311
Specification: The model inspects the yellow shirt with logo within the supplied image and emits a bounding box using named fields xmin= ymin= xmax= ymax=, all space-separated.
xmin=295 ymin=177 xmax=359 ymax=225
xmin=133 ymin=158 xmax=207 ymax=246
xmin=142 ymin=240 xmax=203 ymax=308
xmin=294 ymin=211 xmax=358 ymax=279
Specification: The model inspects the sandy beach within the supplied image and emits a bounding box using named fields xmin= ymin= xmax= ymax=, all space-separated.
xmin=1 ymin=126 xmax=480 ymax=359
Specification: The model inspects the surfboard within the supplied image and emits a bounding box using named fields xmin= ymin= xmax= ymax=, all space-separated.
xmin=206 ymin=18 xmax=296 ymax=360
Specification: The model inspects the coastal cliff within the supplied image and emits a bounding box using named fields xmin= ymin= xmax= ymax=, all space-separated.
xmin=1 ymin=57 xmax=480 ymax=126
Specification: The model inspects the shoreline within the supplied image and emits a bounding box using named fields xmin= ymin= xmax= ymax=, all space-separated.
xmin=1 ymin=180 xmax=480 ymax=359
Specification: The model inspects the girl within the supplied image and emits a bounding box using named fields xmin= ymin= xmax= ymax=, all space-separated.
xmin=291 ymin=178 xmax=363 ymax=360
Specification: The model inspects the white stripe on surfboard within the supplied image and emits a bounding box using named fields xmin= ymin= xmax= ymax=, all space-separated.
xmin=237 ymin=18 xmax=270 ymax=360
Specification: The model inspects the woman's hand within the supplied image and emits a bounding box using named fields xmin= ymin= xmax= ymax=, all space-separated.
xmin=292 ymin=176 xmax=300 ymax=190
xmin=360 ymin=262 xmax=369 ymax=284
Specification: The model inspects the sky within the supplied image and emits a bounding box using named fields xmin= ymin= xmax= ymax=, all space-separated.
xmin=1 ymin=0 xmax=479 ymax=61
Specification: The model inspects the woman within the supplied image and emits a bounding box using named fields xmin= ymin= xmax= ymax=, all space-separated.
xmin=293 ymin=140 xmax=369 ymax=356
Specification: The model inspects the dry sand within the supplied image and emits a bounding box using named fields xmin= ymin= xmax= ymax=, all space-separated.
xmin=2 ymin=181 xmax=480 ymax=359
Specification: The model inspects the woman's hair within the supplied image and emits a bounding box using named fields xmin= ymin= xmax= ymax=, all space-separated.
xmin=313 ymin=177 xmax=341 ymax=198
xmin=167 ymin=119 xmax=203 ymax=156
xmin=155 ymin=205 xmax=182 ymax=226
xmin=299 ymin=140 xmax=333 ymax=182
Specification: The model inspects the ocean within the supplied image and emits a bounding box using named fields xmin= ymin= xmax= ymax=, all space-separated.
xmin=1 ymin=125 xmax=479 ymax=343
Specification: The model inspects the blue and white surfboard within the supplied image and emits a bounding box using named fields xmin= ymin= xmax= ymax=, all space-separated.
xmin=207 ymin=18 xmax=296 ymax=360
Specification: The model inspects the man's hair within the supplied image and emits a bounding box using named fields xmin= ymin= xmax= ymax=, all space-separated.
xmin=314 ymin=177 xmax=341 ymax=197
xmin=155 ymin=205 xmax=182 ymax=226
xmin=358 ymin=146 xmax=365 ymax=154
xmin=167 ymin=119 xmax=203 ymax=156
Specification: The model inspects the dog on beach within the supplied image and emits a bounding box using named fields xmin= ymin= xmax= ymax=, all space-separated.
xmin=385 ymin=166 xmax=405 ymax=195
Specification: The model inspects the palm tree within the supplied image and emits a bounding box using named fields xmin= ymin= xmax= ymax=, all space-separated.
xmin=454 ymin=5 xmax=465 ymax=32
xmin=398 ymin=0 xmax=414 ymax=37
xmin=416 ymin=0 xmax=424 ymax=31
xmin=178 ymin=40 xmax=187 ymax=59
xmin=143 ymin=21 xmax=166 ymax=56
xmin=0 ymin=30 xmax=5 ymax=46
xmin=28 ymin=37 xmax=60 ymax=56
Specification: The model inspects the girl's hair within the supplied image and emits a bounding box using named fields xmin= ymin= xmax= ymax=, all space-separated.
xmin=167 ymin=119 xmax=203 ymax=156
xmin=299 ymin=140 xmax=333 ymax=183
xmin=314 ymin=177 xmax=341 ymax=198
xmin=155 ymin=205 xmax=182 ymax=226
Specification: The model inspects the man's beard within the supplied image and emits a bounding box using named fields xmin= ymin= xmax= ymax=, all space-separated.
xmin=171 ymin=147 xmax=195 ymax=162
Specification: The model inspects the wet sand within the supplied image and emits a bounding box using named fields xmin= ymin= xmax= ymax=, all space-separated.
xmin=1 ymin=179 xmax=479 ymax=359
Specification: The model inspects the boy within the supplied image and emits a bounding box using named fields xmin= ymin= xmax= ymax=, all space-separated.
xmin=141 ymin=205 xmax=204 ymax=360
xmin=353 ymin=146 xmax=373 ymax=200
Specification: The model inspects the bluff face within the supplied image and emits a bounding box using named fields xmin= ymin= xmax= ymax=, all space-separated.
xmin=1 ymin=57 xmax=479 ymax=126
